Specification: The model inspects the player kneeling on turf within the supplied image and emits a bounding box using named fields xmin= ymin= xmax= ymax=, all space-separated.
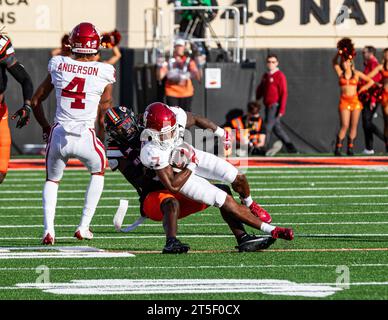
xmin=105 ymin=106 xmax=277 ymax=253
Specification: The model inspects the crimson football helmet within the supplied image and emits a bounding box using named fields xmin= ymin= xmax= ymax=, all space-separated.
xmin=69 ymin=22 xmax=101 ymax=54
xmin=141 ymin=102 xmax=178 ymax=149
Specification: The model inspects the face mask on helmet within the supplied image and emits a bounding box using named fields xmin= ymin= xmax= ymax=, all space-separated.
xmin=105 ymin=108 xmax=141 ymax=146
xmin=140 ymin=123 xmax=179 ymax=150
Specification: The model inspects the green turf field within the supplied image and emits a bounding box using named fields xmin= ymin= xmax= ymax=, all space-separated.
xmin=0 ymin=166 xmax=388 ymax=300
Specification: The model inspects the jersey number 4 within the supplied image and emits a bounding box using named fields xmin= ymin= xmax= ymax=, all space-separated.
xmin=61 ymin=77 xmax=86 ymax=109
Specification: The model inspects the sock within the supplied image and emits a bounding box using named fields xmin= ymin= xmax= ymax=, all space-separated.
xmin=260 ymin=222 xmax=276 ymax=234
xmin=79 ymin=175 xmax=104 ymax=230
xmin=43 ymin=181 xmax=59 ymax=236
xmin=243 ymin=195 xmax=253 ymax=207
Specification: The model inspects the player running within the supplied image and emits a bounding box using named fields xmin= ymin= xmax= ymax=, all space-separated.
xmin=31 ymin=22 xmax=116 ymax=245
xmin=0 ymin=31 xmax=34 ymax=184
xmin=105 ymin=106 xmax=277 ymax=253
xmin=139 ymin=103 xmax=294 ymax=242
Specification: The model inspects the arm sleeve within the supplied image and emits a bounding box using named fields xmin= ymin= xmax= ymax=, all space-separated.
xmin=7 ymin=62 xmax=34 ymax=102
xmin=278 ymin=73 xmax=288 ymax=116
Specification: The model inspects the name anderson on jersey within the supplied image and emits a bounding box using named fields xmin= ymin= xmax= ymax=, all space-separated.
xmin=57 ymin=62 xmax=99 ymax=76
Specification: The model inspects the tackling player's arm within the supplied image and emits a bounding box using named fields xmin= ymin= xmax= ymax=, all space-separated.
xmin=96 ymin=83 xmax=113 ymax=141
xmin=5 ymin=55 xmax=34 ymax=128
xmin=140 ymin=143 xmax=197 ymax=194
xmin=185 ymin=111 xmax=231 ymax=148
xmin=185 ymin=112 xmax=218 ymax=131
xmin=30 ymin=74 xmax=54 ymax=141
xmin=155 ymin=165 xmax=193 ymax=194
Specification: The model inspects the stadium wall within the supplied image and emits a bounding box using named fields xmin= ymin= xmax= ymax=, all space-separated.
xmin=8 ymin=47 xmax=387 ymax=155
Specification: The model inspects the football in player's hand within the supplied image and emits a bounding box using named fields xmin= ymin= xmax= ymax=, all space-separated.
xmin=170 ymin=142 xmax=196 ymax=170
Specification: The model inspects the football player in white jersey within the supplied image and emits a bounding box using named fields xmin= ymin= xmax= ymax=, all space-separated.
xmin=140 ymin=102 xmax=294 ymax=241
xmin=31 ymin=22 xmax=116 ymax=245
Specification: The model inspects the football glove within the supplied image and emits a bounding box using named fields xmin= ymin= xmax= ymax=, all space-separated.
xmin=215 ymin=127 xmax=232 ymax=151
xmin=11 ymin=104 xmax=32 ymax=129
xmin=170 ymin=142 xmax=198 ymax=170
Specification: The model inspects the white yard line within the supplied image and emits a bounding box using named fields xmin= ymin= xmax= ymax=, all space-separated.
xmin=0 ymin=202 xmax=386 ymax=209
xmin=0 ymin=263 xmax=388 ymax=272
xmin=246 ymin=174 xmax=388 ymax=179
xmin=0 ymin=212 xmax=386 ymax=218
xmin=3 ymin=187 xmax=388 ymax=193
xmin=3 ymin=181 xmax=388 ymax=188
xmin=0 ymin=197 xmax=134 ymax=202
xmin=0 ymin=234 xmax=388 ymax=240
xmin=0 ymin=206 xmax=119 ymax=210
xmin=5 ymin=174 xmax=388 ymax=181
xmin=0 ymin=221 xmax=388 ymax=229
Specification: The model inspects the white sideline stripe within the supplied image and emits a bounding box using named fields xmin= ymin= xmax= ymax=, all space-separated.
xmin=0 ymin=252 xmax=134 ymax=260
xmin=0 ymin=197 xmax=135 ymax=202
xmin=0 ymin=206 xmax=120 ymax=210
xmin=1 ymin=263 xmax=388 ymax=272
xmin=246 ymin=170 xmax=375 ymax=174
xmin=245 ymin=204 xmax=373 ymax=208
xmin=246 ymin=174 xmax=388 ymax=179
xmin=250 ymin=181 xmax=388 ymax=186
xmin=0 ymin=190 xmax=137 ymax=194
xmin=5 ymin=168 xmax=377 ymax=176
xmin=257 ymin=195 xmax=388 ymax=199
xmin=3 ymin=181 xmax=388 ymax=188
xmin=0 ymin=234 xmax=388 ymax=240
xmin=252 ymin=187 xmax=388 ymax=191
xmin=1 ymin=211 xmax=387 ymax=218
xmin=5 ymin=174 xmax=388 ymax=183
xmin=1 ymin=221 xmax=388 ymax=229
xmin=0 ymin=202 xmax=386 ymax=207
xmin=4 ymin=187 xmax=388 ymax=194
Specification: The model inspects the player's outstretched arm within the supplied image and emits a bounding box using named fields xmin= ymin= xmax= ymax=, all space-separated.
xmin=185 ymin=112 xmax=218 ymax=131
xmin=185 ymin=112 xmax=231 ymax=149
xmin=7 ymin=60 xmax=34 ymax=128
xmin=30 ymin=74 xmax=53 ymax=138
xmin=97 ymin=84 xmax=114 ymax=141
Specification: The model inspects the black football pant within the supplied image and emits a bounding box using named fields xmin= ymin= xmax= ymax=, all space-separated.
xmin=166 ymin=96 xmax=193 ymax=112
xmin=361 ymin=102 xmax=384 ymax=151
xmin=265 ymin=103 xmax=292 ymax=146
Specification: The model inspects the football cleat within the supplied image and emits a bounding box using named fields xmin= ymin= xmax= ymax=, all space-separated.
xmin=162 ymin=238 xmax=190 ymax=254
xmin=249 ymin=202 xmax=272 ymax=224
xmin=74 ymin=228 xmax=94 ymax=240
xmin=236 ymin=234 xmax=276 ymax=252
xmin=42 ymin=232 xmax=55 ymax=245
xmin=271 ymin=227 xmax=294 ymax=241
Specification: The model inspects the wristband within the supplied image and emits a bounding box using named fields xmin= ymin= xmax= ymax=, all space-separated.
xmin=23 ymin=104 xmax=32 ymax=113
xmin=214 ymin=126 xmax=225 ymax=138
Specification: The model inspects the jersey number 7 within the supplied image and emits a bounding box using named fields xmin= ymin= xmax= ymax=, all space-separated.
xmin=61 ymin=77 xmax=86 ymax=109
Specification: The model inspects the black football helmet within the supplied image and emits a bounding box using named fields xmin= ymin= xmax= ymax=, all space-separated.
xmin=104 ymin=106 xmax=142 ymax=146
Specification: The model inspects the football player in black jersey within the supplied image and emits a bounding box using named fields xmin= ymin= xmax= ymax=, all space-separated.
xmin=0 ymin=33 xmax=34 ymax=184
xmin=105 ymin=106 xmax=276 ymax=254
